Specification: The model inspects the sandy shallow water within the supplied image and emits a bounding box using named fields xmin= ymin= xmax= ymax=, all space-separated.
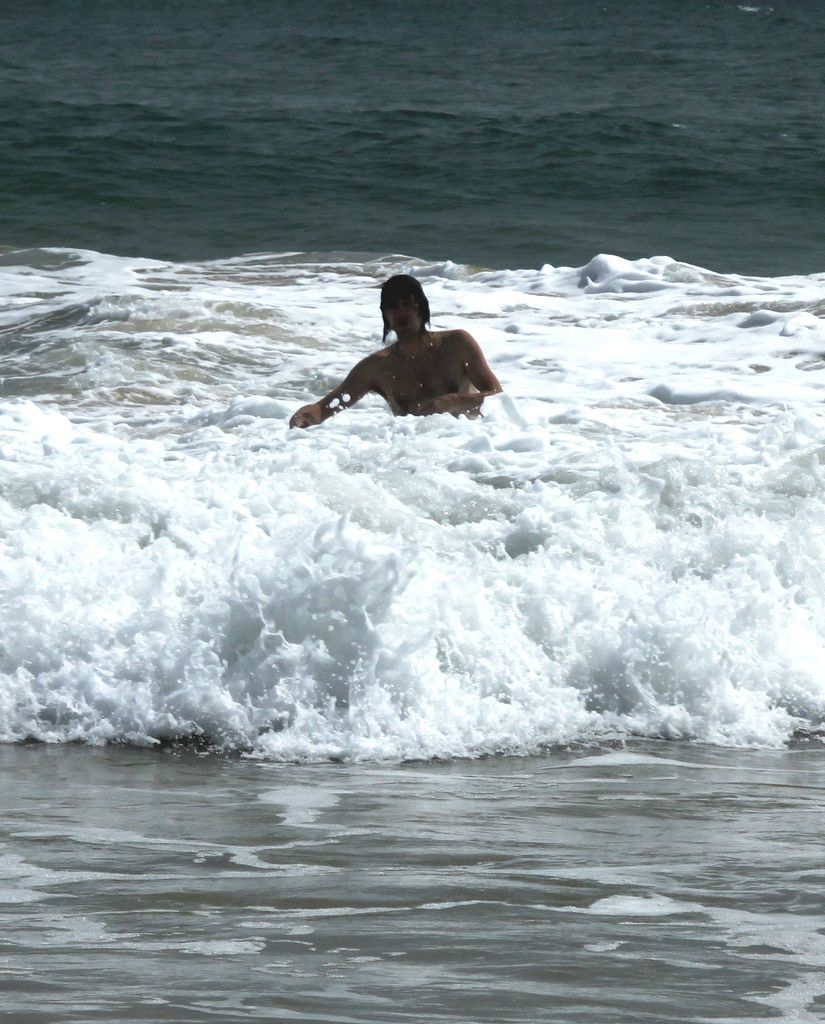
xmin=3 ymin=740 xmax=825 ymax=1023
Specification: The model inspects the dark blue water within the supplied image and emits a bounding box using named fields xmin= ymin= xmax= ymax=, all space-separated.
xmin=2 ymin=0 xmax=824 ymax=273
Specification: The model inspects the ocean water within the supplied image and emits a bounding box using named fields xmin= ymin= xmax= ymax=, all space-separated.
xmin=3 ymin=2 xmax=825 ymax=1021
xmin=2 ymin=247 xmax=825 ymax=756
xmin=2 ymin=0 xmax=825 ymax=274
xmin=3 ymin=248 xmax=825 ymax=1021
xmin=4 ymin=742 xmax=825 ymax=1024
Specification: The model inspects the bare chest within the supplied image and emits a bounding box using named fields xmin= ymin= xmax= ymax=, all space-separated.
xmin=381 ymin=347 xmax=466 ymax=413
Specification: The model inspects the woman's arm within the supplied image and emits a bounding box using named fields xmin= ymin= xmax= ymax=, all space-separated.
xmin=289 ymin=355 xmax=379 ymax=428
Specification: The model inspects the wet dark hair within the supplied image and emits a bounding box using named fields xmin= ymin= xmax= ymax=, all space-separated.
xmin=380 ymin=274 xmax=431 ymax=342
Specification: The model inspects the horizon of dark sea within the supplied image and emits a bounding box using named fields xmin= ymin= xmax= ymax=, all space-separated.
xmin=2 ymin=0 xmax=824 ymax=275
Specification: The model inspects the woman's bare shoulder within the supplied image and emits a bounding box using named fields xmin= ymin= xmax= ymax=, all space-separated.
xmin=431 ymin=327 xmax=482 ymax=353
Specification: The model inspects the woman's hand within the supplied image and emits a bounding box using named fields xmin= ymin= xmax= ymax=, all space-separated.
xmin=289 ymin=403 xmax=323 ymax=428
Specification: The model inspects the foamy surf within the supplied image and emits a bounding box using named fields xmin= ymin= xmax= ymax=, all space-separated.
xmin=1 ymin=248 xmax=824 ymax=759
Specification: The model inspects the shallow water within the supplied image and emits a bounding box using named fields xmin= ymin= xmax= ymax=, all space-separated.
xmin=3 ymin=741 xmax=825 ymax=1023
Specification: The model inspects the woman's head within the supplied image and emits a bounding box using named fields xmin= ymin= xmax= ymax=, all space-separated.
xmin=380 ymin=275 xmax=430 ymax=342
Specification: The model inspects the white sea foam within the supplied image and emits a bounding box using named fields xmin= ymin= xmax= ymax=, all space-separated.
xmin=569 ymin=895 xmax=707 ymax=917
xmin=1 ymin=248 xmax=824 ymax=759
